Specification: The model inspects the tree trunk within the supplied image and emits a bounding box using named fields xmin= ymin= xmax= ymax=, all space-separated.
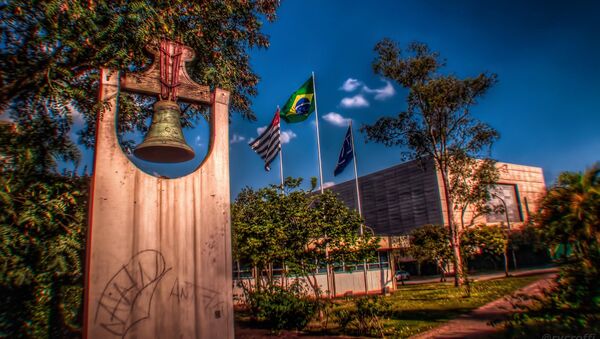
xmin=253 ymin=265 xmax=260 ymax=292
xmin=438 ymin=261 xmax=445 ymax=282
xmin=503 ymin=244 xmax=509 ymax=276
xmin=390 ymin=249 xmax=397 ymax=289
xmin=440 ymin=168 xmax=464 ymax=287
xmin=331 ymin=266 xmax=337 ymax=297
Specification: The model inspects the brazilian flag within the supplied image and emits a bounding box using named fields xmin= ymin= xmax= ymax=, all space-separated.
xmin=280 ymin=76 xmax=315 ymax=123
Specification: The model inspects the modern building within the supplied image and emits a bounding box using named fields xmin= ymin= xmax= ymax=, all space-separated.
xmin=327 ymin=158 xmax=546 ymax=235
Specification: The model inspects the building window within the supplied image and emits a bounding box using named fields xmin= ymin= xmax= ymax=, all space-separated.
xmin=487 ymin=184 xmax=523 ymax=223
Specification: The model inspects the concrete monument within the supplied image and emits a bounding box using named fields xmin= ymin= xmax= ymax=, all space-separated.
xmin=83 ymin=41 xmax=233 ymax=338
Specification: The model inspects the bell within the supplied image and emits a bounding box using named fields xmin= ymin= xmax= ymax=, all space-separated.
xmin=133 ymin=100 xmax=195 ymax=163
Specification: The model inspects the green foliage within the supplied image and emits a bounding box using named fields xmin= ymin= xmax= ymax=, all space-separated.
xmin=242 ymin=281 xmax=317 ymax=333
xmin=408 ymin=224 xmax=452 ymax=272
xmin=361 ymin=39 xmax=499 ymax=286
xmin=537 ymin=163 xmax=600 ymax=262
xmin=235 ymin=273 xmax=544 ymax=337
xmin=232 ymin=177 xmax=379 ymax=296
xmin=0 ymin=122 xmax=87 ymax=337
xmin=449 ymin=156 xmax=499 ymax=229
xmin=362 ymin=40 xmax=498 ymax=160
xmin=332 ymin=296 xmax=391 ymax=337
xmin=461 ymin=224 xmax=506 ymax=259
xmin=1 ymin=0 xmax=280 ymax=147
xmin=504 ymin=164 xmax=600 ymax=335
xmin=503 ymin=258 xmax=600 ymax=337
xmin=509 ymin=222 xmax=547 ymax=256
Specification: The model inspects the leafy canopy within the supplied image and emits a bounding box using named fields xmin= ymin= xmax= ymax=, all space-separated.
xmin=537 ymin=163 xmax=600 ymax=264
xmin=449 ymin=156 xmax=499 ymax=229
xmin=0 ymin=121 xmax=87 ymax=337
xmin=1 ymin=0 xmax=279 ymax=147
xmin=362 ymin=40 xmax=499 ymax=163
xmin=408 ymin=224 xmax=452 ymax=266
xmin=461 ymin=224 xmax=506 ymax=259
xmin=231 ymin=177 xmax=379 ymax=295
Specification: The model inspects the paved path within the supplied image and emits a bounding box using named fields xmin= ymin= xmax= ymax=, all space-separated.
xmin=410 ymin=272 xmax=557 ymax=339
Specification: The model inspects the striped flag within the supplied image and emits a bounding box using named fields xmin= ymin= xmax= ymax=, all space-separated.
xmin=249 ymin=109 xmax=281 ymax=171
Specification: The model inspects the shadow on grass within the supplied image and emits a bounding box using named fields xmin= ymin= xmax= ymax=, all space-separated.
xmin=387 ymin=307 xmax=472 ymax=321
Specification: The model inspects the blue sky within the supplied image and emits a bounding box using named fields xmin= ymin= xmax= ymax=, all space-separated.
xmin=227 ymin=0 xmax=600 ymax=197
xmin=55 ymin=0 xmax=599 ymax=198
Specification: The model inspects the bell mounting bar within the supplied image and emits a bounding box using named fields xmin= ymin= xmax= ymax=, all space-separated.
xmin=120 ymin=41 xmax=211 ymax=105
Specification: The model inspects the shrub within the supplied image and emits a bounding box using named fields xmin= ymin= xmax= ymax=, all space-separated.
xmin=503 ymin=252 xmax=600 ymax=336
xmin=333 ymin=296 xmax=391 ymax=337
xmin=243 ymin=281 xmax=317 ymax=333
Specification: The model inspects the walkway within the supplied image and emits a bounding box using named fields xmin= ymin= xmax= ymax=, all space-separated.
xmin=410 ymin=272 xmax=557 ymax=338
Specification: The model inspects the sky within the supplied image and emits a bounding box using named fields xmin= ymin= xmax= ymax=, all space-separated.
xmin=226 ymin=0 xmax=600 ymax=197
xmin=38 ymin=0 xmax=600 ymax=198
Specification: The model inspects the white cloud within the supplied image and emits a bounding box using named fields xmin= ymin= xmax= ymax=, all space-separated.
xmin=340 ymin=94 xmax=369 ymax=108
xmin=363 ymin=80 xmax=395 ymax=100
xmin=230 ymin=134 xmax=246 ymax=144
xmin=255 ymin=126 xmax=297 ymax=144
xmin=322 ymin=181 xmax=335 ymax=189
xmin=340 ymin=78 xmax=362 ymax=92
xmin=323 ymin=112 xmax=351 ymax=127
xmin=280 ymin=130 xmax=297 ymax=144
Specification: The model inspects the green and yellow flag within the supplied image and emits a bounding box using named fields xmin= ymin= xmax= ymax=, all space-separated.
xmin=280 ymin=76 xmax=315 ymax=123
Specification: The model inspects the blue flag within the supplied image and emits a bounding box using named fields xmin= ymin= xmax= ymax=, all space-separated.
xmin=334 ymin=125 xmax=354 ymax=176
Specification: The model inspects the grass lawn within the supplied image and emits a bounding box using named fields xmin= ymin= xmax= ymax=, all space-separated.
xmin=235 ymin=274 xmax=545 ymax=338
xmin=377 ymin=275 xmax=543 ymax=338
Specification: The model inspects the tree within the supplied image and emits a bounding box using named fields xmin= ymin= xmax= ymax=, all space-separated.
xmin=537 ymin=163 xmax=600 ymax=265
xmin=461 ymin=224 xmax=507 ymax=270
xmin=1 ymin=0 xmax=280 ymax=148
xmin=297 ymin=188 xmax=379 ymax=297
xmin=408 ymin=224 xmax=452 ymax=281
xmin=361 ymin=39 xmax=499 ymax=286
xmin=231 ymin=177 xmax=379 ymax=298
xmin=0 ymin=121 xmax=87 ymax=337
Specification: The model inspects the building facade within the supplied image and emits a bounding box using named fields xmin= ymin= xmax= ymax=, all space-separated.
xmin=328 ymin=159 xmax=546 ymax=236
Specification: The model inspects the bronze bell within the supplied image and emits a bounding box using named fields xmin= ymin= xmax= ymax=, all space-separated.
xmin=133 ymin=100 xmax=195 ymax=163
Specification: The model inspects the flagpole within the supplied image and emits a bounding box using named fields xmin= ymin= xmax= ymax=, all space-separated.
xmin=312 ymin=71 xmax=325 ymax=194
xmin=277 ymin=106 xmax=284 ymax=190
xmin=312 ymin=72 xmax=333 ymax=297
xmin=349 ymin=121 xmax=369 ymax=294
xmin=278 ymin=148 xmax=284 ymax=188
xmin=350 ymin=121 xmax=363 ymax=220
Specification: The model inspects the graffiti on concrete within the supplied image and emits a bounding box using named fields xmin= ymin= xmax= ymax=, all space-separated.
xmin=94 ymin=250 xmax=171 ymax=337
xmin=170 ymin=278 xmax=226 ymax=319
